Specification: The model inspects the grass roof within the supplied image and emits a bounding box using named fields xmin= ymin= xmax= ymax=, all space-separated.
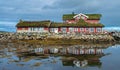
xmin=86 ymin=14 xmax=102 ymax=20
xmin=16 ymin=20 xmax=51 ymax=27
xmin=62 ymin=14 xmax=76 ymax=21
xmin=50 ymin=19 xmax=104 ymax=27
xmin=63 ymin=14 xmax=102 ymax=20
xmin=16 ymin=19 xmax=104 ymax=28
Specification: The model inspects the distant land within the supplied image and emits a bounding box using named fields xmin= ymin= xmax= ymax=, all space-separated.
xmin=0 ymin=31 xmax=8 ymax=33
xmin=103 ymin=27 xmax=120 ymax=32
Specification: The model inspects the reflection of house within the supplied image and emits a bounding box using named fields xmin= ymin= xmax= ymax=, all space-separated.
xmin=60 ymin=47 xmax=103 ymax=55
xmin=16 ymin=13 xmax=104 ymax=33
xmin=33 ymin=47 xmax=103 ymax=55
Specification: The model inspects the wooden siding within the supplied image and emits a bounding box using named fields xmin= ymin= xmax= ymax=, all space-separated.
xmin=85 ymin=20 xmax=99 ymax=24
xmin=17 ymin=27 xmax=103 ymax=33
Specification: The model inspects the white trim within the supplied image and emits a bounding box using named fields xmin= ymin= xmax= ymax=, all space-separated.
xmin=73 ymin=13 xmax=89 ymax=19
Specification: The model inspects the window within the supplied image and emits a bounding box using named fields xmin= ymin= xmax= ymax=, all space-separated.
xmin=33 ymin=28 xmax=35 ymax=31
xmin=74 ymin=28 xmax=78 ymax=32
xmin=29 ymin=28 xmax=33 ymax=31
xmin=62 ymin=27 xmax=66 ymax=33
xmin=86 ymin=28 xmax=89 ymax=31
xmin=69 ymin=27 xmax=74 ymax=32
xmin=50 ymin=28 xmax=54 ymax=32
xmin=80 ymin=28 xmax=84 ymax=31
xmin=90 ymin=28 xmax=94 ymax=32
xmin=96 ymin=28 xmax=101 ymax=32
xmin=35 ymin=28 xmax=38 ymax=31
xmin=38 ymin=27 xmax=44 ymax=32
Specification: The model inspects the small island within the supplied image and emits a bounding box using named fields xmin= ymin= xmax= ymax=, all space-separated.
xmin=0 ymin=13 xmax=120 ymax=45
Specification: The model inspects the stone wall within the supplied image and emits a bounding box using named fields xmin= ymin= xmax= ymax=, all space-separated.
xmin=0 ymin=32 xmax=115 ymax=42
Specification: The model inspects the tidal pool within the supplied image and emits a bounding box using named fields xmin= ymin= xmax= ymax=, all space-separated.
xmin=0 ymin=43 xmax=120 ymax=70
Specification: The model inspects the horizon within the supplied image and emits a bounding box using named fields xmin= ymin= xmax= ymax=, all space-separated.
xmin=0 ymin=0 xmax=120 ymax=32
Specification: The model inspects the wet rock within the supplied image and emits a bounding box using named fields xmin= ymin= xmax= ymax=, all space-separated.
xmin=33 ymin=62 xmax=42 ymax=66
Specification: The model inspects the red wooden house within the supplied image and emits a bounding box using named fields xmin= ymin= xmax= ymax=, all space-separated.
xmin=16 ymin=13 xmax=104 ymax=33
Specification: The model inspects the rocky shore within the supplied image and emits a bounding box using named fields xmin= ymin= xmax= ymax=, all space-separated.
xmin=0 ymin=32 xmax=118 ymax=45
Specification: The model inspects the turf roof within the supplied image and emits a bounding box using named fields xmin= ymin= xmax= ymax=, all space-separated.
xmin=50 ymin=19 xmax=104 ymax=27
xmin=63 ymin=14 xmax=102 ymax=20
xmin=16 ymin=19 xmax=104 ymax=27
xmin=16 ymin=20 xmax=51 ymax=27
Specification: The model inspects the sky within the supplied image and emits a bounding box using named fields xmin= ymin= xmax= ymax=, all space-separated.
xmin=0 ymin=0 xmax=120 ymax=32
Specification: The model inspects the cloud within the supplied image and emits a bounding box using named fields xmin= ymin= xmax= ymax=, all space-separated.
xmin=0 ymin=0 xmax=120 ymax=32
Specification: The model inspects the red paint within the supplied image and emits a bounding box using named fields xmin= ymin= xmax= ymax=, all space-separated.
xmin=74 ymin=28 xmax=76 ymax=32
xmin=17 ymin=27 xmax=28 ymax=30
xmin=78 ymin=28 xmax=80 ymax=32
xmin=94 ymin=27 xmax=96 ymax=33
xmin=95 ymin=48 xmax=96 ymax=54
xmin=84 ymin=17 xmax=87 ymax=21
xmin=58 ymin=27 xmax=61 ymax=32
xmin=84 ymin=28 xmax=86 ymax=32
xmin=25 ymin=27 xmax=28 ymax=30
xmin=17 ymin=28 xmax=22 ymax=30
xmin=66 ymin=27 xmax=69 ymax=32
xmin=85 ymin=19 xmax=99 ymax=23
xmin=66 ymin=20 xmax=76 ymax=23
xmin=44 ymin=27 xmax=48 ymax=30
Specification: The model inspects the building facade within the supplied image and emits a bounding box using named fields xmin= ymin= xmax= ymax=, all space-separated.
xmin=16 ymin=13 xmax=104 ymax=33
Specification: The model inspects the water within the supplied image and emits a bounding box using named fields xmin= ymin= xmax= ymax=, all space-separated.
xmin=0 ymin=43 xmax=120 ymax=70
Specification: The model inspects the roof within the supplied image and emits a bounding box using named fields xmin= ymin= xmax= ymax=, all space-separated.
xmin=85 ymin=14 xmax=102 ymax=20
xmin=62 ymin=14 xmax=76 ymax=21
xmin=16 ymin=20 xmax=51 ymax=27
xmin=50 ymin=19 xmax=104 ymax=27
xmin=63 ymin=14 xmax=102 ymax=20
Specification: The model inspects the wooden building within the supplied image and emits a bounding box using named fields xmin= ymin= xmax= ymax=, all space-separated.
xmin=16 ymin=13 xmax=104 ymax=33
xmin=16 ymin=20 xmax=50 ymax=33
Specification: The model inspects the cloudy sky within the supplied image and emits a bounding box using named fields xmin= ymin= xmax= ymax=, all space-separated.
xmin=0 ymin=0 xmax=120 ymax=32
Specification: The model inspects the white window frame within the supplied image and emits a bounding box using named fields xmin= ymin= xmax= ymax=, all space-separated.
xmin=80 ymin=28 xmax=84 ymax=32
xmin=96 ymin=28 xmax=101 ymax=32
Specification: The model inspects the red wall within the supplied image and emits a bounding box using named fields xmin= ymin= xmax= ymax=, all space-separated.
xmin=17 ymin=27 xmax=28 ymax=30
xmin=85 ymin=20 xmax=99 ymax=24
xmin=66 ymin=20 xmax=76 ymax=23
xmin=17 ymin=28 xmax=22 ymax=30
xmin=44 ymin=27 xmax=48 ymax=30
xmin=94 ymin=27 xmax=96 ymax=33
xmin=67 ymin=27 xmax=69 ymax=32
xmin=58 ymin=28 xmax=61 ymax=32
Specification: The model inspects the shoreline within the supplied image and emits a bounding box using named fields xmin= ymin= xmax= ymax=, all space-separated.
xmin=2 ymin=38 xmax=116 ymax=45
xmin=0 ymin=32 xmax=119 ymax=45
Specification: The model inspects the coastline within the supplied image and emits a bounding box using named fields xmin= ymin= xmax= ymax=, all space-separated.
xmin=0 ymin=32 xmax=117 ymax=45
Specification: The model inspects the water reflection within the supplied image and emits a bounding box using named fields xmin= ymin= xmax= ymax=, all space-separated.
xmin=0 ymin=43 xmax=119 ymax=70
xmin=34 ymin=47 xmax=103 ymax=55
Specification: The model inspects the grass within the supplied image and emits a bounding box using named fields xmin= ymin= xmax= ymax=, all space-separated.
xmin=16 ymin=20 xmax=51 ymax=27
xmin=63 ymin=14 xmax=102 ymax=20
xmin=51 ymin=19 xmax=104 ymax=27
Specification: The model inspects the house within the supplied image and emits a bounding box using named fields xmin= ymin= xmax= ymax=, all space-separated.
xmin=16 ymin=20 xmax=51 ymax=33
xmin=16 ymin=13 xmax=104 ymax=33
